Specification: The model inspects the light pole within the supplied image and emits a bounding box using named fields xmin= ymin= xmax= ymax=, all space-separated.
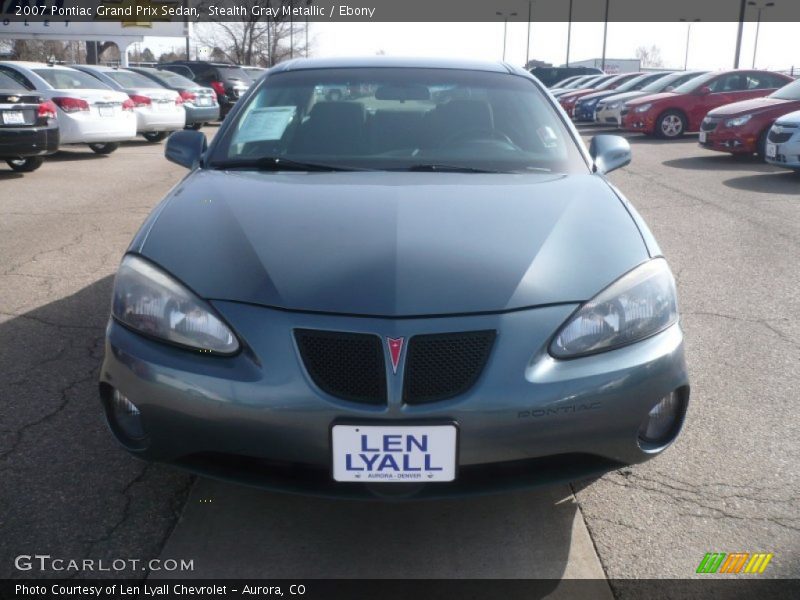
xmin=601 ymin=0 xmax=610 ymax=72
xmin=679 ymin=18 xmax=700 ymax=70
xmin=566 ymin=0 xmax=573 ymax=66
xmin=525 ymin=1 xmax=533 ymax=67
xmin=305 ymin=0 xmax=311 ymax=58
xmin=496 ymin=11 xmax=517 ymax=62
xmin=749 ymin=1 xmax=775 ymax=68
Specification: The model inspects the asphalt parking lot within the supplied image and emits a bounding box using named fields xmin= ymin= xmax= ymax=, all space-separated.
xmin=1 ymin=125 xmax=798 ymax=587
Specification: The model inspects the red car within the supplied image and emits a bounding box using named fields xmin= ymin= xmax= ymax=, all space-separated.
xmin=559 ymin=73 xmax=641 ymax=117
xmin=622 ymin=70 xmax=793 ymax=138
xmin=699 ymin=78 xmax=800 ymax=156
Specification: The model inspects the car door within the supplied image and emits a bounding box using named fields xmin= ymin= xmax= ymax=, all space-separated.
xmin=689 ymin=73 xmax=745 ymax=128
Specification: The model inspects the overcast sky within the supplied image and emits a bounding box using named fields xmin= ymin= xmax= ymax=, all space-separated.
xmin=144 ymin=21 xmax=800 ymax=72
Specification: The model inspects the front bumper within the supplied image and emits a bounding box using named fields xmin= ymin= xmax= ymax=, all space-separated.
xmin=764 ymin=130 xmax=800 ymax=169
xmin=698 ymin=118 xmax=759 ymax=154
xmin=0 ymin=123 xmax=59 ymax=158
xmin=621 ymin=111 xmax=656 ymax=134
xmin=595 ymin=106 xmax=622 ymax=126
xmin=574 ymin=104 xmax=599 ymax=122
xmin=99 ymin=302 xmax=690 ymax=498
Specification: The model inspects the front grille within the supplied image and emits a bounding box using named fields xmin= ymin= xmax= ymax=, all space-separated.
xmin=295 ymin=329 xmax=386 ymax=405
xmin=701 ymin=118 xmax=719 ymax=132
xmin=768 ymin=129 xmax=794 ymax=143
xmin=403 ymin=331 xmax=496 ymax=405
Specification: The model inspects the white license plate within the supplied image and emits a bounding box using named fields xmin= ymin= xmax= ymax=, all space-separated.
xmin=2 ymin=111 xmax=25 ymax=125
xmin=197 ymin=97 xmax=211 ymax=106
xmin=153 ymin=102 xmax=168 ymax=112
xmin=332 ymin=424 xmax=457 ymax=483
xmin=766 ymin=142 xmax=777 ymax=158
xmin=98 ymin=106 xmax=115 ymax=117
xmin=699 ymin=131 xmax=707 ymax=143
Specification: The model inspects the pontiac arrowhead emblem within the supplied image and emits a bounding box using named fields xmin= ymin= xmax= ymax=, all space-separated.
xmin=387 ymin=337 xmax=404 ymax=374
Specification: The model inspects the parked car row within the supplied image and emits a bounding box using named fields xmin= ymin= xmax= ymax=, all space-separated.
xmin=549 ymin=67 xmax=799 ymax=173
xmin=0 ymin=59 xmax=268 ymax=174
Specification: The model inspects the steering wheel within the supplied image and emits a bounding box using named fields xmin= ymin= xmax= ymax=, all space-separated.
xmin=441 ymin=127 xmax=518 ymax=149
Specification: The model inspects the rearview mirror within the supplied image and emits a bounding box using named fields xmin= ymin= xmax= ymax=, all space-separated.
xmin=165 ymin=130 xmax=207 ymax=169
xmin=589 ymin=134 xmax=631 ymax=175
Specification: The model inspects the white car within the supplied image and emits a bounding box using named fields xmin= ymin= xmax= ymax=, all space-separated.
xmin=0 ymin=61 xmax=136 ymax=154
xmin=72 ymin=65 xmax=185 ymax=142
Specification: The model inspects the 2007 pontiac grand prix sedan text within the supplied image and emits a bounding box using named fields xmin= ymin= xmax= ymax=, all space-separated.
xmin=99 ymin=57 xmax=690 ymax=499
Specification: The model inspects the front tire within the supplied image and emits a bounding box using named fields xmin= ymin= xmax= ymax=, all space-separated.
xmin=142 ymin=131 xmax=168 ymax=143
xmin=656 ymin=110 xmax=686 ymax=139
xmin=88 ymin=142 xmax=119 ymax=155
xmin=6 ymin=156 xmax=44 ymax=172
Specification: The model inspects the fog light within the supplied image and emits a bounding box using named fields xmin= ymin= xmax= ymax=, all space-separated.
xmin=638 ymin=391 xmax=682 ymax=445
xmin=111 ymin=389 xmax=146 ymax=440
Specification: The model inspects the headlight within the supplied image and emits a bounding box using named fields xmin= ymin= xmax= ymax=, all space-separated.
xmin=634 ymin=103 xmax=652 ymax=113
xmin=725 ymin=114 xmax=752 ymax=128
xmin=112 ymin=255 xmax=240 ymax=354
xmin=607 ymin=101 xmax=621 ymax=109
xmin=550 ymin=259 xmax=678 ymax=358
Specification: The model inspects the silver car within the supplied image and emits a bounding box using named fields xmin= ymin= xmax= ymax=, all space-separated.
xmin=765 ymin=110 xmax=800 ymax=171
xmin=100 ymin=58 xmax=690 ymax=499
xmin=73 ymin=65 xmax=185 ymax=142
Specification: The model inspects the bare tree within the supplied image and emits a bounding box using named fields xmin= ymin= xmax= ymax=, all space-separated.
xmin=635 ymin=45 xmax=664 ymax=68
xmin=194 ymin=0 xmax=310 ymax=66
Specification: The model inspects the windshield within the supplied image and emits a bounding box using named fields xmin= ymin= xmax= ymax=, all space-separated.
xmin=209 ymin=68 xmax=587 ymax=174
xmin=34 ymin=68 xmax=110 ymax=90
xmin=107 ymin=70 xmax=165 ymax=89
xmin=641 ymin=71 xmax=702 ymax=93
xmin=551 ymin=75 xmax=580 ymax=88
xmin=0 ymin=71 xmax=24 ymax=90
xmin=614 ymin=72 xmax=665 ymax=92
xmin=672 ymin=72 xmax=718 ymax=94
xmin=770 ymin=78 xmax=800 ymax=100
xmin=217 ymin=65 xmax=252 ymax=82
xmin=149 ymin=69 xmax=197 ymax=88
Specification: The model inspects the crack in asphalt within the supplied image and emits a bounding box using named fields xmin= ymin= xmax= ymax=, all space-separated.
xmin=602 ymin=470 xmax=800 ymax=533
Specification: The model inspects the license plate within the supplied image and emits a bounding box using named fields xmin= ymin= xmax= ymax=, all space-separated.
xmin=699 ymin=131 xmax=707 ymax=143
xmin=2 ymin=111 xmax=25 ymax=125
xmin=332 ymin=424 xmax=457 ymax=483
xmin=197 ymin=97 xmax=211 ymax=106
xmin=766 ymin=142 xmax=777 ymax=158
xmin=98 ymin=106 xmax=115 ymax=117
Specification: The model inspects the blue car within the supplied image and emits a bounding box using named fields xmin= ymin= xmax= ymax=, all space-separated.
xmin=100 ymin=57 xmax=690 ymax=499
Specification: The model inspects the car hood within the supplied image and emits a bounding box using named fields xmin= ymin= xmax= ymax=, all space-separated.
xmin=137 ymin=170 xmax=649 ymax=317
xmin=625 ymin=92 xmax=677 ymax=107
xmin=707 ymin=96 xmax=796 ymax=117
xmin=599 ymin=91 xmax=646 ymax=105
xmin=775 ymin=109 xmax=800 ymax=126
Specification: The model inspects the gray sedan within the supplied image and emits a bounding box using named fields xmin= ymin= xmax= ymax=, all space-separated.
xmin=100 ymin=57 xmax=690 ymax=499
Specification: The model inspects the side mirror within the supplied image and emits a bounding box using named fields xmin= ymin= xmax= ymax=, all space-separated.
xmin=590 ymin=134 xmax=631 ymax=175
xmin=165 ymin=130 xmax=207 ymax=169
xmin=697 ymin=86 xmax=712 ymax=96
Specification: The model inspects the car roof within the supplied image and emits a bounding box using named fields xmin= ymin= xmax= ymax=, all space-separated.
xmin=271 ymin=56 xmax=512 ymax=74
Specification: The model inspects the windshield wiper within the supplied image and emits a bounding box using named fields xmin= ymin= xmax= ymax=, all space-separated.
xmin=397 ymin=164 xmax=502 ymax=173
xmin=211 ymin=156 xmax=362 ymax=172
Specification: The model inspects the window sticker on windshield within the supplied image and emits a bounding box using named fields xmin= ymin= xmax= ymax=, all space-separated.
xmin=537 ymin=126 xmax=558 ymax=148
xmin=233 ymin=106 xmax=296 ymax=143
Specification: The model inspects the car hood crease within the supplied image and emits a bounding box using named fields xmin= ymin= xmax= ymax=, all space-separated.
xmin=138 ymin=170 xmax=649 ymax=317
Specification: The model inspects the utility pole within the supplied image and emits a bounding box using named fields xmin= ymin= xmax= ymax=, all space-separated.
xmin=679 ymin=18 xmax=700 ymax=70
